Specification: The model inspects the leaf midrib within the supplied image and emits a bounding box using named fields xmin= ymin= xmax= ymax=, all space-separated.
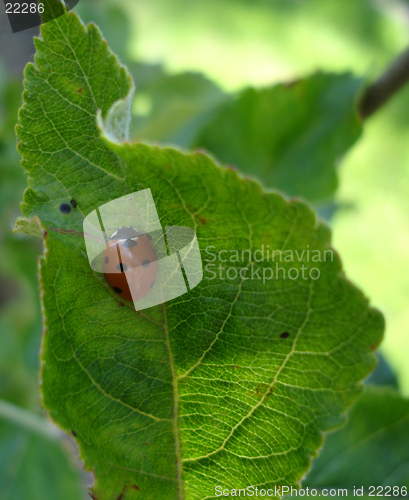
xmin=39 ymin=21 xmax=184 ymax=495
xmin=162 ymin=302 xmax=184 ymax=500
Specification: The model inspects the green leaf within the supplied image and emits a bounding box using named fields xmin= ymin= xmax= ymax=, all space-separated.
xmin=0 ymin=79 xmax=25 ymax=227
xmin=304 ymin=386 xmax=409 ymax=489
xmin=132 ymin=72 xmax=226 ymax=148
xmin=16 ymin=6 xmax=383 ymax=500
xmin=366 ymin=353 xmax=398 ymax=388
xmin=0 ymin=72 xmax=43 ymax=411
xmin=194 ymin=74 xmax=364 ymax=203
xmin=13 ymin=217 xmax=44 ymax=239
xmin=75 ymin=0 xmax=132 ymax=63
xmin=17 ymin=8 xmax=133 ymax=228
xmin=0 ymin=415 xmax=84 ymax=500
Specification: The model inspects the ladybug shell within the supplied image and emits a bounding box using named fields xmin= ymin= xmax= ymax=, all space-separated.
xmin=102 ymin=233 xmax=157 ymax=302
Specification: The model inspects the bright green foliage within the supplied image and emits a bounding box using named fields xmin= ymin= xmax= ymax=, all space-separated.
xmin=195 ymin=74 xmax=363 ymax=202
xmin=304 ymin=386 xmax=409 ymax=489
xmin=16 ymin=6 xmax=384 ymax=500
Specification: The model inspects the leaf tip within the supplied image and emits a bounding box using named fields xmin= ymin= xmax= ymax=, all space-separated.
xmin=13 ymin=215 xmax=45 ymax=239
xmin=97 ymin=83 xmax=135 ymax=145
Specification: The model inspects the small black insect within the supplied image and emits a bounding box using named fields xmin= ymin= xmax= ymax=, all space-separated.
xmin=280 ymin=332 xmax=290 ymax=339
xmin=70 ymin=199 xmax=77 ymax=208
xmin=60 ymin=203 xmax=71 ymax=214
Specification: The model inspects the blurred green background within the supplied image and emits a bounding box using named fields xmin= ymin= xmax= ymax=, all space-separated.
xmin=1 ymin=0 xmax=409 ymax=497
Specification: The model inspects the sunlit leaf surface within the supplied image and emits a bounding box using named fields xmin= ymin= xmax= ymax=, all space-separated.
xmin=16 ymin=5 xmax=383 ymax=499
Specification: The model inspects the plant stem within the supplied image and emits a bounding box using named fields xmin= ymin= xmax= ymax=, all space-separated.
xmin=359 ymin=46 xmax=409 ymax=119
xmin=0 ymin=398 xmax=61 ymax=441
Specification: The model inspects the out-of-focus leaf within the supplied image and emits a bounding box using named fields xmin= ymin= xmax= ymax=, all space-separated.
xmin=195 ymin=73 xmax=364 ymax=202
xmin=304 ymin=386 xmax=409 ymax=489
xmin=15 ymin=7 xmax=384 ymax=499
xmin=132 ymin=72 xmax=226 ymax=147
xmin=366 ymin=353 xmax=399 ymax=388
xmin=0 ymin=420 xmax=84 ymax=500
xmin=0 ymin=79 xmax=25 ymax=221
xmin=128 ymin=62 xmax=165 ymax=92
xmin=0 ymin=72 xmax=41 ymax=406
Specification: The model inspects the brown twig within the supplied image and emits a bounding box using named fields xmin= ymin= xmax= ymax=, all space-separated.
xmin=359 ymin=46 xmax=409 ymax=120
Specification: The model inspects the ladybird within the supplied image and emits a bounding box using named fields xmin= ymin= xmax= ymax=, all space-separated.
xmin=102 ymin=226 xmax=157 ymax=302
